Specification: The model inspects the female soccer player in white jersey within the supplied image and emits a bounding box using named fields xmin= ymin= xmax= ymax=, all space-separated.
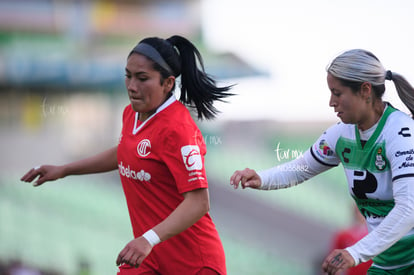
xmin=230 ymin=49 xmax=414 ymax=275
xmin=21 ymin=35 xmax=233 ymax=275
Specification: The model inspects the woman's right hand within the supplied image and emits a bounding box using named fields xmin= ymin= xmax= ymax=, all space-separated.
xmin=230 ymin=168 xmax=262 ymax=189
xmin=20 ymin=165 xmax=66 ymax=187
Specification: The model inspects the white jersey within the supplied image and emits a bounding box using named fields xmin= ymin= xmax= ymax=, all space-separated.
xmin=311 ymin=104 xmax=414 ymax=268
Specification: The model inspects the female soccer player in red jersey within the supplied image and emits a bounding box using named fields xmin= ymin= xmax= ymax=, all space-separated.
xmin=21 ymin=35 xmax=233 ymax=275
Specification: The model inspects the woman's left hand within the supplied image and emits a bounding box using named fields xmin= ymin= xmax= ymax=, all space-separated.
xmin=322 ymin=249 xmax=355 ymax=275
xmin=116 ymin=237 xmax=153 ymax=268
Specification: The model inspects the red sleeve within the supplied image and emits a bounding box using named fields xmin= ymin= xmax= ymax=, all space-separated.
xmin=161 ymin=123 xmax=208 ymax=194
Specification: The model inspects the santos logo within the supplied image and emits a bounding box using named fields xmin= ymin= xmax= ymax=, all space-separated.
xmin=118 ymin=162 xmax=151 ymax=181
xmin=181 ymin=145 xmax=203 ymax=171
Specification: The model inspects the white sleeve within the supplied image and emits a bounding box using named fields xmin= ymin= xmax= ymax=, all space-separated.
xmin=258 ymin=149 xmax=333 ymax=190
xmin=345 ymin=177 xmax=414 ymax=265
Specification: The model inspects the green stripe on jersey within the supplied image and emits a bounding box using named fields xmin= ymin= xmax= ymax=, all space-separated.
xmin=336 ymin=138 xmax=389 ymax=172
xmin=373 ymin=233 xmax=414 ymax=268
xmin=335 ymin=105 xmax=396 ymax=173
xmin=355 ymin=105 xmax=396 ymax=151
xmin=353 ymin=196 xmax=395 ymax=218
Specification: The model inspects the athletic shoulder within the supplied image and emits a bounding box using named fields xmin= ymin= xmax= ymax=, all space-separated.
xmin=321 ymin=121 xmax=353 ymax=145
xmin=387 ymin=108 xmax=414 ymax=127
xmin=156 ymin=101 xmax=203 ymax=146
xmin=122 ymin=104 xmax=134 ymax=121
xmin=310 ymin=122 xmax=346 ymax=166
xmin=383 ymin=108 xmax=414 ymax=152
xmin=158 ymin=101 xmax=199 ymax=131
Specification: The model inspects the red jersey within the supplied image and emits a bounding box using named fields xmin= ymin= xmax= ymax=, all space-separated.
xmin=117 ymin=96 xmax=226 ymax=274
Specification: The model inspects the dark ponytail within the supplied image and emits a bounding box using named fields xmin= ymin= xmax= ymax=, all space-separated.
xmin=132 ymin=35 xmax=234 ymax=120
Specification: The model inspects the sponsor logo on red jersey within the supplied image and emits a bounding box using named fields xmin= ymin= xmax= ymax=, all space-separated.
xmin=118 ymin=161 xmax=151 ymax=182
xmin=181 ymin=145 xmax=203 ymax=171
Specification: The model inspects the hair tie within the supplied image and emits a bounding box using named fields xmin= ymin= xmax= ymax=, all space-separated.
xmin=131 ymin=42 xmax=173 ymax=75
xmin=385 ymin=70 xmax=393 ymax=81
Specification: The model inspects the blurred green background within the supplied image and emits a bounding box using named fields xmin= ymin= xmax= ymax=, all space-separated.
xmin=2 ymin=0 xmax=412 ymax=274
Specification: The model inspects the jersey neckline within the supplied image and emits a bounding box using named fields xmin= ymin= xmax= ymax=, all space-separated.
xmin=354 ymin=104 xmax=396 ymax=150
xmin=132 ymin=95 xmax=177 ymax=135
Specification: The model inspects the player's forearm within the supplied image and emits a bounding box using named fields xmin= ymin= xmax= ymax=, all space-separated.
xmin=258 ymin=149 xmax=330 ymax=190
xmin=152 ymin=188 xmax=210 ymax=242
xmin=62 ymin=146 xmax=118 ymax=177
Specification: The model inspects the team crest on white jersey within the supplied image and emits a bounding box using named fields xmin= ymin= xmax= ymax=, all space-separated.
xmin=137 ymin=139 xmax=151 ymax=157
xmin=181 ymin=145 xmax=203 ymax=171
xmin=375 ymin=147 xmax=386 ymax=170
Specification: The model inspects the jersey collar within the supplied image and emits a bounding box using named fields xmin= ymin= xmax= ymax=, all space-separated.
xmin=132 ymin=94 xmax=177 ymax=135
xmin=354 ymin=103 xmax=396 ymax=150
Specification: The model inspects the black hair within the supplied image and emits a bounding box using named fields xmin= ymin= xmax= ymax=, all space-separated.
xmin=132 ymin=35 xmax=234 ymax=120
